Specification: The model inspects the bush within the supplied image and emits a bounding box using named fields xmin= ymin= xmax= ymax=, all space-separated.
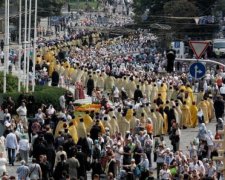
xmin=0 ymin=72 xmax=19 ymax=93
xmin=1 ymin=85 xmax=70 ymax=113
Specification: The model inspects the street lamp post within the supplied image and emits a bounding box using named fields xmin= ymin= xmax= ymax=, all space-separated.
xmin=3 ymin=0 xmax=8 ymax=93
xmin=3 ymin=0 xmax=10 ymax=93
xmin=26 ymin=0 xmax=32 ymax=92
xmin=18 ymin=0 xmax=22 ymax=92
xmin=32 ymin=0 xmax=37 ymax=92
xmin=23 ymin=0 xmax=28 ymax=88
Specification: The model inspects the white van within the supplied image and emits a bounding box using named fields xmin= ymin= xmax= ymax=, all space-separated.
xmin=213 ymin=39 xmax=225 ymax=57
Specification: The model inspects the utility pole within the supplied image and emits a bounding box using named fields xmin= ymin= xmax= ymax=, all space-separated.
xmin=32 ymin=0 xmax=37 ymax=92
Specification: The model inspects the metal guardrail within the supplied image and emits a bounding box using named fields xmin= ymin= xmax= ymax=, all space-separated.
xmin=175 ymin=58 xmax=225 ymax=67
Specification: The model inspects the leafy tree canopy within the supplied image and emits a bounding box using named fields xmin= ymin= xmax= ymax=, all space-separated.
xmin=133 ymin=0 xmax=219 ymax=21
xmin=38 ymin=0 xmax=66 ymax=17
xmin=164 ymin=0 xmax=198 ymax=17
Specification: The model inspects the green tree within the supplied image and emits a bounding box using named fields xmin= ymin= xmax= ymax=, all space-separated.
xmin=0 ymin=0 xmax=3 ymax=7
xmin=38 ymin=0 xmax=66 ymax=17
xmin=164 ymin=0 xmax=198 ymax=17
xmin=213 ymin=0 xmax=225 ymax=15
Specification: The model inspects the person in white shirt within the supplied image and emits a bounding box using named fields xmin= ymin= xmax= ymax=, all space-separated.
xmin=35 ymin=108 xmax=46 ymax=125
xmin=5 ymin=130 xmax=18 ymax=166
xmin=113 ymin=86 xmax=120 ymax=102
xmin=189 ymin=155 xmax=205 ymax=176
xmin=220 ymin=83 xmax=225 ymax=99
xmin=19 ymin=134 xmax=30 ymax=164
xmin=47 ymin=104 xmax=56 ymax=116
xmin=16 ymin=102 xmax=27 ymax=130
xmin=59 ymin=95 xmax=66 ymax=110
xmin=159 ymin=163 xmax=172 ymax=180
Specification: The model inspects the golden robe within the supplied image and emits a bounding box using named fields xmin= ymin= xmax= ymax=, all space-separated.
xmin=126 ymin=109 xmax=133 ymax=122
xmin=158 ymin=84 xmax=167 ymax=104
xmin=155 ymin=111 xmax=164 ymax=136
xmin=190 ymin=104 xmax=198 ymax=128
xmin=118 ymin=116 xmax=130 ymax=138
xmin=198 ymin=101 xmax=209 ymax=124
xmin=76 ymin=122 xmax=87 ymax=139
xmin=181 ymin=105 xmax=192 ymax=128
xmin=68 ymin=125 xmax=78 ymax=143
xmin=150 ymin=112 xmax=157 ymax=137
xmin=150 ymin=86 xmax=158 ymax=103
xmin=82 ymin=114 xmax=93 ymax=133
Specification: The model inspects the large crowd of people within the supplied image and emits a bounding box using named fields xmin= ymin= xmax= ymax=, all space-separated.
xmin=0 ymin=15 xmax=225 ymax=180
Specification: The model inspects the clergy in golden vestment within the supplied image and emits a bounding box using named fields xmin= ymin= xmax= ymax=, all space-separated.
xmin=204 ymin=97 xmax=212 ymax=121
xmin=180 ymin=101 xmax=192 ymax=128
xmin=155 ymin=109 xmax=164 ymax=136
xmin=159 ymin=107 xmax=168 ymax=135
xmin=167 ymin=86 xmax=173 ymax=101
xmin=208 ymin=95 xmax=215 ymax=121
xmin=127 ymin=78 xmax=137 ymax=98
xmin=190 ymin=102 xmax=198 ymax=128
xmin=149 ymin=109 xmax=157 ymax=137
xmin=82 ymin=111 xmax=93 ymax=133
xmin=76 ymin=118 xmax=87 ymax=138
xmin=197 ymin=99 xmax=209 ymax=124
xmin=186 ymin=84 xmax=194 ymax=102
xmin=68 ymin=122 xmax=78 ymax=144
xmin=150 ymin=84 xmax=158 ymax=103
xmin=146 ymin=81 xmax=152 ymax=101
xmin=158 ymin=83 xmax=167 ymax=104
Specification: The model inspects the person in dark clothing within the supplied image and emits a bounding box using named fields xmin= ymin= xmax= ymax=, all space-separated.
xmin=46 ymin=144 xmax=56 ymax=176
xmin=44 ymin=127 xmax=55 ymax=145
xmin=77 ymin=137 xmax=90 ymax=157
xmin=106 ymin=155 xmax=116 ymax=178
xmin=1 ymin=40 xmax=4 ymax=51
xmin=91 ymin=159 xmax=103 ymax=179
xmin=63 ymin=135 xmax=76 ymax=158
xmin=39 ymin=155 xmax=50 ymax=180
xmin=53 ymin=154 xmax=69 ymax=180
xmin=27 ymin=94 xmax=35 ymax=116
xmin=90 ymin=120 xmax=101 ymax=141
xmin=86 ymin=75 xmax=94 ymax=96
xmin=51 ymin=70 xmax=59 ymax=86
xmin=214 ymin=95 xmax=225 ymax=121
xmin=133 ymin=143 xmax=143 ymax=165
xmin=33 ymin=135 xmax=47 ymax=160
xmin=121 ymin=88 xmax=128 ymax=101
xmin=155 ymin=94 xmax=163 ymax=106
xmin=133 ymin=85 xmax=143 ymax=104
xmin=42 ymin=61 xmax=49 ymax=73
xmin=76 ymin=146 xmax=87 ymax=179
xmin=168 ymin=106 xmax=176 ymax=133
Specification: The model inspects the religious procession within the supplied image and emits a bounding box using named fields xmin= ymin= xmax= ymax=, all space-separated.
xmin=0 ymin=26 xmax=225 ymax=180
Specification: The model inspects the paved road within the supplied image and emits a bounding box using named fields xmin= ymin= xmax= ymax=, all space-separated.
xmin=5 ymin=119 xmax=217 ymax=178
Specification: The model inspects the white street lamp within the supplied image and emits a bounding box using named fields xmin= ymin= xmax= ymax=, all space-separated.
xmin=23 ymin=0 xmax=28 ymax=88
xmin=32 ymin=0 xmax=37 ymax=92
xmin=26 ymin=0 xmax=32 ymax=92
xmin=3 ymin=0 xmax=10 ymax=93
xmin=18 ymin=0 xmax=22 ymax=92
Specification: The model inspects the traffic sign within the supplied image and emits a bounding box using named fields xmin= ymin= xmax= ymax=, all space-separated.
xmin=174 ymin=41 xmax=180 ymax=48
xmin=189 ymin=41 xmax=209 ymax=59
xmin=189 ymin=62 xmax=206 ymax=79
